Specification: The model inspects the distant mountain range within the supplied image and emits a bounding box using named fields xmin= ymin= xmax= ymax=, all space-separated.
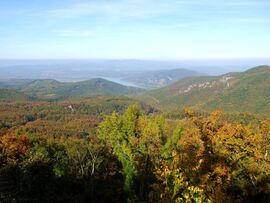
xmin=0 ymin=78 xmax=142 ymax=101
xmin=1 ymin=59 xmax=269 ymax=76
xmin=135 ymin=65 xmax=270 ymax=116
xmin=0 ymin=60 xmax=201 ymax=82
xmin=0 ymin=61 xmax=202 ymax=89
xmin=1 ymin=65 xmax=270 ymax=116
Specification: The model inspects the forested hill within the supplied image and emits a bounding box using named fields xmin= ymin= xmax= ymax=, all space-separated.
xmin=135 ymin=65 xmax=270 ymax=116
xmin=0 ymin=78 xmax=143 ymax=101
xmin=0 ymin=88 xmax=30 ymax=101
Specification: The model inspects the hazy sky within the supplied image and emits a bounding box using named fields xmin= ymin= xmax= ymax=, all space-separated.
xmin=0 ymin=0 xmax=270 ymax=59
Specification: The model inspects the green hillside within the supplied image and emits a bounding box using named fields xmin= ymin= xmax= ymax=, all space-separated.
xmin=19 ymin=78 xmax=143 ymax=101
xmin=0 ymin=88 xmax=30 ymax=101
xmin=0 ymin=79 xmax=34 ymax=89
xmin=135 ymin=65 xmax=270 ymax=116
xmin=54 ymin=78 xmax=143 ymax=99
xmin=21 ymin=79 xmax=62 ymax=100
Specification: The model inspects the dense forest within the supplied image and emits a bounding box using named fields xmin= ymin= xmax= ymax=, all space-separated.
xmin=0 ymin=98 xmax=269 ymax=202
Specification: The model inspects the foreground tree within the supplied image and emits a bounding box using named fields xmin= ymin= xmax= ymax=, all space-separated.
xmin=98 ymin=105 xmax=166 ymax=201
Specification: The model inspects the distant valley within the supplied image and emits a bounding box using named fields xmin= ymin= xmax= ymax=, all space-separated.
xmin=0 ymin=61 xmax=201 ymax=89
xmin=1 ymin=65 xmax=270 ymax=116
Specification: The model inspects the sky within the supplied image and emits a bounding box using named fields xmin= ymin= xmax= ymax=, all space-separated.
xmin=0 ymin=0 xmax=270 ymax=60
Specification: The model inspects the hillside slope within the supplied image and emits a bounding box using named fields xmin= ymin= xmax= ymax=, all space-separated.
xmin=0 ymin=79 xmax=34 ymax=89
xmin=135 ymin=65 xmax=270 ymax=116
xmin=20 ymin=78 xmax=143 ymax=101
xmin=0 ymin=88 xmax=30 ymax=101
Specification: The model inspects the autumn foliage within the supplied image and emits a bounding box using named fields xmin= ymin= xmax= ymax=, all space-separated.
xmin=0 ymin=104 xmax=270 ymax=202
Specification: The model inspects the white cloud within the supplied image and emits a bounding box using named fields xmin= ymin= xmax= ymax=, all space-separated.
xmin=170 ymin=23 xmax=190 ymax=28
xmin=41 ymin=0 xmax=270 ymax=20
xmin=226 ymin=0 xmax=270 ymax=6
xmin=234 ymin=18 xmax=270 ymax=23
xmin=43 ymin=0 xmax=188 ymax=19
xmin=56 ymin=29 xmax=94 ymax=37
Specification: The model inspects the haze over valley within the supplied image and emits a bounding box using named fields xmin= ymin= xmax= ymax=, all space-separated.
xmin=1 ymin=0 xmax=270 ymax=202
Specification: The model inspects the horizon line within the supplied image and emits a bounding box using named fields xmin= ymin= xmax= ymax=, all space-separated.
xmin=0 ymin=57 xmax=270 ymax=61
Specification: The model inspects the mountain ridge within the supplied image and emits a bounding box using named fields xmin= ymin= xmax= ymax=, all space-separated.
xmin=0 ymin=78 xmax=143 ymax=101
xmin=135 ymin=65 xmax=270 ymax=116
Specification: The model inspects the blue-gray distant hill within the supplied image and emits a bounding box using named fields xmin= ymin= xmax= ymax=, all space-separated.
xmin=0 ymin=60 xmax=203 ymax=87
xmin=123 ymin=68 xmax=202 ymax=89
